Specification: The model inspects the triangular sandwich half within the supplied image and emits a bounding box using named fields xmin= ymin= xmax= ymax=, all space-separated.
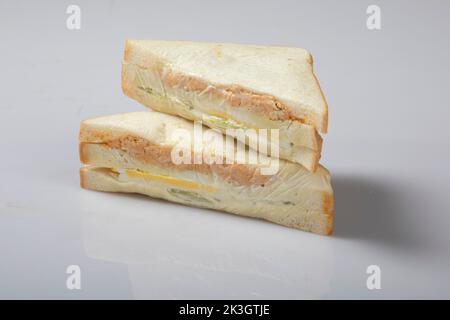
xmin=121 ymin=40 xmax=328 ymax=171
xmin=79 ymin=111 xmax=334 ymax=235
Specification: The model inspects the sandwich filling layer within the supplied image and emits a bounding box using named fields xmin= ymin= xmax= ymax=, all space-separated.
xmin=112 ymin=168 xmax=217 ymax=192
xmin=80 ymin=142 xmax=333 ymax=214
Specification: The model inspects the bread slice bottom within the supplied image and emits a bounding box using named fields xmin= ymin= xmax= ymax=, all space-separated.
xmin=80 ymin=166 xmax=333 ymax=235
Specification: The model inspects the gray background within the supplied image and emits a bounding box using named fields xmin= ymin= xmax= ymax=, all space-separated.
xmin=1 ymin=0 xmax=449 ymax=299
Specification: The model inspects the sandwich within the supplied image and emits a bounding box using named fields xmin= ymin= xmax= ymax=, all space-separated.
xmin=79 ymin=111 xmax=334 ymax=235
xmin=121 ymin=40 xmax=328 ymax=172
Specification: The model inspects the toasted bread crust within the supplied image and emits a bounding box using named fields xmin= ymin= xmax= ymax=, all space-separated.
xmin=79 ymin=140 xmax=88 ymax=164
xmin=322 ymin=192 xmax=334 ymax=214
xmin=324 ymin=214 xmax=334 ymax=235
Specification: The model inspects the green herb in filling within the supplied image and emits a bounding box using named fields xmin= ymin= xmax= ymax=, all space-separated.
xmin=168 ymin=188 xmax=214 ymax=205
xmin=137 ymin=86 xmax=154 ymax=95
xmin=205 ymin=116 xmax=244 ymax=130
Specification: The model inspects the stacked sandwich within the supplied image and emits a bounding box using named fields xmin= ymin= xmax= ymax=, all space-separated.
xmin=79 ymin=40 xmax=334 ymax=235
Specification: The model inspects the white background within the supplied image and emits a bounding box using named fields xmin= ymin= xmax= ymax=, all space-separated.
xmin=1 ymin=0 xmax=449 ymax=298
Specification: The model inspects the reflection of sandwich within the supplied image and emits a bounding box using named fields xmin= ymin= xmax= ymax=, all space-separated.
xmin=81 ymin=205 xmax=334 ymax=299
xmin=121 ymin=40 xmax=328 ymax=172
xmin=79 ymin=111 xmax=334 ymax=235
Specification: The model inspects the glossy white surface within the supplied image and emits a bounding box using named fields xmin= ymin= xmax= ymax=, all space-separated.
xmin=1 ymin=0 xmax=450 ymax=299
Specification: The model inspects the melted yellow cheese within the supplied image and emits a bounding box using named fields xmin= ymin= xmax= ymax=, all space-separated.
xmin=117 ymin=168 xmax=216 ymax=192
xmin=207 ymin=110 xmax=229 ymax=119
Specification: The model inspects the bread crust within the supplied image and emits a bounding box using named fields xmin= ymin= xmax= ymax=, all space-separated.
xmin=79 ymin=167 xmax=86 ymax=189
xmin=323 ymin=192 xmax=334 ymax=214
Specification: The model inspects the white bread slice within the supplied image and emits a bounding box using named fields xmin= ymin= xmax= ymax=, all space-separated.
xmin=81 ymin=107 xmax=320 ymax=172
xmin=79 ymin=111 xmax=334 ymax=235
xmin=121 ymin=40 xmax=327 ymax=167
xmin=80 ymin=166 xmax=333 ymax=235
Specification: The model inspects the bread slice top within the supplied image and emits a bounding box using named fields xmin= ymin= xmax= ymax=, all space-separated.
xmin=79 ymin=111 xmax=332 ymax=188
xmin=80 ymin=110 xmax=194 ymax=147
xmin=124 ymin=40 xmax=328 ymax=133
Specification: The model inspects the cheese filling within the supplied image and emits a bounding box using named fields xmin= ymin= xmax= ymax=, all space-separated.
xmin=111 ymin=168 xmax=216 ymax=192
